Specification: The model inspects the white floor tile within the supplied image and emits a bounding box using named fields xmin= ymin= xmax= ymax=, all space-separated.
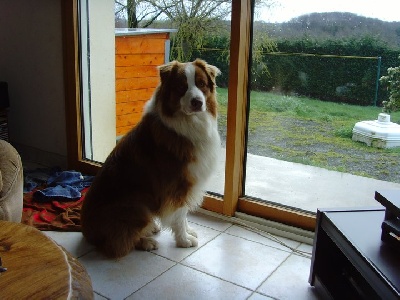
xmin=296 ymin=243 xmax=313 ymax=255
xmin=79 ymin=250 xmax=176 ymax=300
xmin=127 ymin=264 xmax=252 ymax=300
xmin=256 ymin=254 xmax=319 ymax=300
xmin=188 ymin=212 xmax=233 ymax=232
xmin=182 ymin=233 xmax=291 ymax=290
xmin=151 ymin=222 xmax=222 ymax=262
xmin=43 ymin=231 xmax=94 ymax=257
xmin=225 ymin=225 xmax=301 ymax=253
xmin=40 ymin=212 xmax=322 ymax=300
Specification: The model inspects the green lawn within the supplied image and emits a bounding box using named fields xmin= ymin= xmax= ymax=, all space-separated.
xmin=216 ymin=87 xmax=400 ymax=183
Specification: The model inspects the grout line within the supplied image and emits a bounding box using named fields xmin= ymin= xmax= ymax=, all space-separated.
xmin=178 ymin=262 xmax=255 ymax=294
xmin=195 ymin=209 xmax=313 ymax=258
xmin=94 ymin=290 xmax=110 ymax=300
xmin=197 ymin=208 xmax=314 ymax=244
xmin=223 ymin=230 xmax=295 ymax=255
xmin=251 ymin=253 xmax=294 ymax=299
xmin=70 ymin=212 xmax=313 ymax=299
xmin=246 ymin=291 xmax=279 ymax=300
xmin=125 ymin=224 xmax=231 ymax=298
xmin=230 ymin=226 xmax=312 ymax=259
xmin=123 ymin=262 xmax=179 ymax=299
xmin=188 ymin=213 xmax=234 ymax=233
xmin=182 ymin=227 xmax=229 ymax=260
xmin=77 ymin=248 xmax=96 ymax=259
xmin=142 ymin=220 xmax=259 ymax=294
xmin=148 ymin=223 xmax=228 ymax=263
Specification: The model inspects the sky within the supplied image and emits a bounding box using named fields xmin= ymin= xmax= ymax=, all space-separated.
xmin=256 ymin=0 xmax=400 ymax=23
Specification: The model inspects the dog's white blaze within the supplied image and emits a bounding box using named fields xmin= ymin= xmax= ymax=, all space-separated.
xmin=179 ymin=65 xmax=220 ymax=206
xmin=181 ymin=64 xmax=206 ymax=114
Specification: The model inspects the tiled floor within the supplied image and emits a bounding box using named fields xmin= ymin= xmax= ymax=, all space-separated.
xmin=44 ymin=212 xmax=324 ymax=300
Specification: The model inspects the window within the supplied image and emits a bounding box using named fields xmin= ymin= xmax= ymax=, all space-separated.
xmin=63 ymin=0 xmax=400 ymax=231
xmin=242 ymin=0 xmax=400 ymax=226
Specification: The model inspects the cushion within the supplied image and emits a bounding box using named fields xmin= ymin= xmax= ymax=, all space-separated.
xmin=0 ymin=140 xmax=23 ymax=222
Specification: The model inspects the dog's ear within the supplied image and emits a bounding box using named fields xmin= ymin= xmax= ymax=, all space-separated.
xmin=193 ymin=59 xmax=221 ymax=82
xmin=158 ymin=61 xmax=179 ymax=83
xmin=206 ymin=64 xmax=221 ymax=80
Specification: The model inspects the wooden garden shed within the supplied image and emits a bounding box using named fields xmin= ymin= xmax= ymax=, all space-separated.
xmin=115 ymin=28 xmax=176 ymax=137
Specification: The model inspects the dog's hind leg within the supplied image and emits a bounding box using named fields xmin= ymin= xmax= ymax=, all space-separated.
xmin=135 ymin=220 xmax=160 ymax=251
xmin=135 ymin=237 xmax=159 ymax=251
xmin=98 ymin=204 xmax=159 ymax=257
xmin=99 ymin=228 xmax=140 ymax=258
xmin=170 ymin=207 xmax=198 ymax=248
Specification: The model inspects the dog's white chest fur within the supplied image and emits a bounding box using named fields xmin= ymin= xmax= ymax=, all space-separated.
xmin=186 ymin=113 xmax=221 ymax=208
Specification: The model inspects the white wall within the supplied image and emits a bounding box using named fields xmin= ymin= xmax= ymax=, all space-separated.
xmin=0 ymin=0 xmax=67 ymax=166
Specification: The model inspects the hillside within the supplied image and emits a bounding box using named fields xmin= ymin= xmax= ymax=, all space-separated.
xmin=260 ymin=12 xmax=400 ymax=49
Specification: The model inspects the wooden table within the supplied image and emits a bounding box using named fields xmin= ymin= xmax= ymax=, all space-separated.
xmin=0 ymin=221 xmax=93 ymax=299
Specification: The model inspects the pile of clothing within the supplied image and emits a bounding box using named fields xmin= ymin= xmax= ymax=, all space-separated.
xmin=22 ymin=168 xmax=94 ymax=231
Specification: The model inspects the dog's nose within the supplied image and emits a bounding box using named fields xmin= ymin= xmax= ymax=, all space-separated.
xmin=191 ymin=98 xmax=203 ymax=111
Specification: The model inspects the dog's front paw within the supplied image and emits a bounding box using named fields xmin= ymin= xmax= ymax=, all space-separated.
xmin=176 ymin=235 xmax=198 ymax=248
xmin=151 ymin=222 xmax=161 ymax=235
xmin=187 ymin=227 xmax=197 ymax=238
xmin=136 ymin=237 xmax=159 ymax=251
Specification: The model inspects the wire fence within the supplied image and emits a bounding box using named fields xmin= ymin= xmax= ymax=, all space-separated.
xmin=183 ymin=47 xmax=389 ymax=106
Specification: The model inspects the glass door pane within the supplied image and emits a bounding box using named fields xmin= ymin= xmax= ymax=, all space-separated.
xmin=245 ymin=1 xmax=400 ymax=213
xmin=77 ymin=0 xmax=228 ymax=199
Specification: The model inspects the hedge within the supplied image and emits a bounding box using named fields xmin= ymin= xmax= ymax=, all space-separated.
xmin=174 ymin=34 xmax=400 ymax=106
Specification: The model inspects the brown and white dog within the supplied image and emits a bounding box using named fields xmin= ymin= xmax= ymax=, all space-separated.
xmin=81 ymin=59 xmax=221 ymax=258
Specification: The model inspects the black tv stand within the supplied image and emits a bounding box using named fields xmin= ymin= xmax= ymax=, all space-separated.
xmin=309 ymin=206 xmax=400 ymax=299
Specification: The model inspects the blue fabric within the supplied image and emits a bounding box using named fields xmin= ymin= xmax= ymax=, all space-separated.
xmin=47 ymin=171 xmax=94 ymax=190
xmin=24 ymin=168 xmax=94 ymax=202
xmin=33 ymin=185 xmax=82 ymax=202
xmin=24 ymin=167 xmax=60 ymax=193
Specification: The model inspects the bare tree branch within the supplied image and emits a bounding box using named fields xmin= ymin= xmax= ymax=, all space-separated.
xmin=115 ymin=0 xmax=275 ymax=60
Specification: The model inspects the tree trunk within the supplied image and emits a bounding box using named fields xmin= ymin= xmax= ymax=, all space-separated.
xmin=127 ymin=0 xmax=138 ymax=28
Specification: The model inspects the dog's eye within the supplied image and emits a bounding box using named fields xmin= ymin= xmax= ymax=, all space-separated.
xmin=197 ymin=81 xmax=206 ymax=88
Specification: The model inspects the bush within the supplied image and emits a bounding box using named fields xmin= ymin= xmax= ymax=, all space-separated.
xmin=173 ymin=33 xmax=400 ymax=106
xmin=183 ymin=32 xmax=230 ymax=87
xmin=380 ymin=55 xmax=400 ymax=113
xmin=262 ymin=36 xmax=399 ymax=106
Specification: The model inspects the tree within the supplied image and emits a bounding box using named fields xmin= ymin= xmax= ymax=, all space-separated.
xmin=115 ymin=0 xmax=276 ymax=61
xmin=115 ymin=0 xmax=163 ymax=28
xmin=146 ymin=0 xmax=231 ymax=61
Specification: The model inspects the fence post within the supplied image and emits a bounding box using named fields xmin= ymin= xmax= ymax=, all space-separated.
xmin=374 ymin=56 xmax=382 ymax=106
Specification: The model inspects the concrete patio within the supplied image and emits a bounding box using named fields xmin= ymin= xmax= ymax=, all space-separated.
xmin=207 ymin=148 xmax=400 ymax=213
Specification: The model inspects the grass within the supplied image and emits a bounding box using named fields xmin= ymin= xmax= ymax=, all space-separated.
xmin=216 ymin=87 xmax=400 ymax=183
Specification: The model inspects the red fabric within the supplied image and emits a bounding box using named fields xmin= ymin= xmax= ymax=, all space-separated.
xmin=22 ymin=187 xmax=88 ymax=231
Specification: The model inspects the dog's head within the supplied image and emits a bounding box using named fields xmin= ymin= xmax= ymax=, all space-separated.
xmin=155 ymin=59 xmax=221 ymax=118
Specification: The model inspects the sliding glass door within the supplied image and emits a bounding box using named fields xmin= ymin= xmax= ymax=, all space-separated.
xmin=243 ymin=0 xmax=400 ymax=222
xmin=63 ymin=0 xmax=400 ymax=230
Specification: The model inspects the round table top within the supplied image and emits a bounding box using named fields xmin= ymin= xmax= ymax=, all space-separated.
xmin=0 ymin=220 xmax=93 ymax=299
